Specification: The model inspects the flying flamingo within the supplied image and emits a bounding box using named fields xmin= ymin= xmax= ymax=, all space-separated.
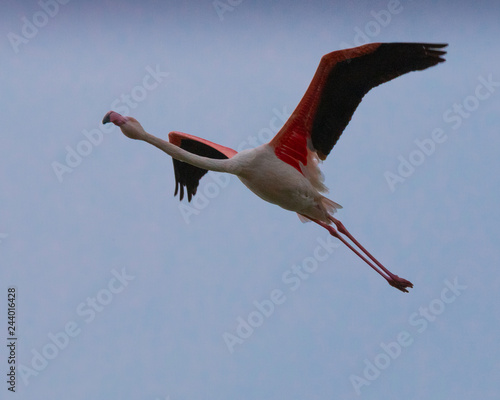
xmin=103 ymin=42 xmax=447 ymax=293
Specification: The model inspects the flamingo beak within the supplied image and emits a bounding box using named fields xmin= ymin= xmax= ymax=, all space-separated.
xmin=102 ymin=111 xmax=113 ymax=124
xmin=102 ymin=111 xmax=128 ymax=126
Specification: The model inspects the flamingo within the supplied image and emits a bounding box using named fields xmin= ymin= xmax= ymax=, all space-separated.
xmin=103 ymin=42 xmax=447 ymax=293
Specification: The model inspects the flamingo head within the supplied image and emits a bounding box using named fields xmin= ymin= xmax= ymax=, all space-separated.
xmin=102 ymin=111 xmax=146 ymax=140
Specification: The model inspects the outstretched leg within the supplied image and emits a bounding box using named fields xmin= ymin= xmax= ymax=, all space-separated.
xmin=329 ymin=216 xmax=413 ymax=292
xmin=309 ymin=216 xmax=413 ymax=293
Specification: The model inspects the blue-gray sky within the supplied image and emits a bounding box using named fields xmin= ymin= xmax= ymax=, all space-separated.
xmin=1 ymin=1 xmax=499 ymax=399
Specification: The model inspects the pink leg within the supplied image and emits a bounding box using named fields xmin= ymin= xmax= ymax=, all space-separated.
xmin=310 ymin=216 xmax=413 ymax=293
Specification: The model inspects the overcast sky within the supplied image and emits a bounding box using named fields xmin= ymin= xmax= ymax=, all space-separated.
xmin=1 ymin=0 xmax=500 ymax=399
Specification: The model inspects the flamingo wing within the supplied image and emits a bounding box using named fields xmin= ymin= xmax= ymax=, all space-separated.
xmin=168 ymin=132 xmax=237 ymax=201
xmin=270 ymin=42 xmax=447 ymax=170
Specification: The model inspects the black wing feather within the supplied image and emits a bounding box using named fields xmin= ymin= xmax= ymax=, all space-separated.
xmin=311 ymin=43 xmax=447 ymax=158
xmin=172 ymin=139 xmax=229 ymax=202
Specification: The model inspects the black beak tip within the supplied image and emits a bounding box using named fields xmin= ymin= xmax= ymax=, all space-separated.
xmin=102 ymin=111 xmax=112 ymax=125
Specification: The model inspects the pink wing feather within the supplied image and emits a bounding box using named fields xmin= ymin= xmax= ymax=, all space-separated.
xmin=270 ymin=42 xmax=447 ymax=173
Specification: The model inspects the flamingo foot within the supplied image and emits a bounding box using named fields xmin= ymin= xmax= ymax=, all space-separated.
xmin=387 ymin=275 xmax=414 ymax=293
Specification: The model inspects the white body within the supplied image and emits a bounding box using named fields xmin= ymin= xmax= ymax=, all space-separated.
xmin=230 ymin=144 xmax=341 ymax=222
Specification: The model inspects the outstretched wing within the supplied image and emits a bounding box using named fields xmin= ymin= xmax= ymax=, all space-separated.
xmin=270 ymin=42 xmax=447 ymax=171
xmin=168 ymin=132 xmax=237 ymax=201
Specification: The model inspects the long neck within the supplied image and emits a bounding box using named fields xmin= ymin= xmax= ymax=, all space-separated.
xmin=141 ymin=132 xmax=236 ymax=174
